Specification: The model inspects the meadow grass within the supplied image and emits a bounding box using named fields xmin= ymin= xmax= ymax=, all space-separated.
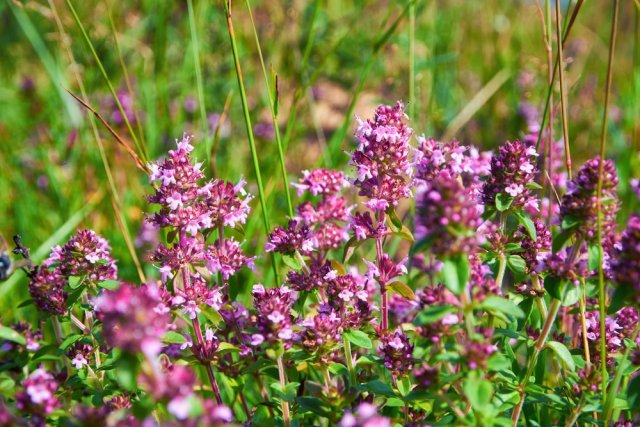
xmin=1 ymin=0 xmax=638 ymax=316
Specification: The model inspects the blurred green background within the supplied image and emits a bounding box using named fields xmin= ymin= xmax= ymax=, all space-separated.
xmin=0 ymin=0 xmax=638 ymax=321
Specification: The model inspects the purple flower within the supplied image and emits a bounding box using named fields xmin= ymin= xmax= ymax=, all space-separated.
xmin=560 ymin=157 xmax=619 ymax=246
xmin=413 ymin=363 xmax=438 ymax=388
xmin=172 ymin=272 xmax=224 ymax=319
xmin=151 ymin=236 xmax=208 ymax=279
xmin=207 ymin=237 xmax=255 ymax=281
xmin=612 ymin=215 xmax=640 ymax=305
xmin=544 ymin=251 xmax=588 ymax=286
xmin=351 ymin=101 xmax=413 ymax=210
xmin=517 ymin=218 xmax=552 ymax=274
xmin=265 ymin=220 xmax=314 ymax=254
xmin=287 ymin=259 xmax=333 ymax=292
xmin=581 ymin=306 xmax=639 ymax=364
xmin=299 ymin=310 xmax=343 ymax=353
xmin=95 ymin=283 xmax=170 ymax=356
xmin=415 ymin=171 xmax=483 ymax=257
xmin=481 ymin=140 xmax=539 ymax=211
xmin=339 ymin=403 xmax=391 ymax=427
xmin=251 ymin=285 xmax=297 ymax=345
xmin=349 ymin=211 xmax=384 ymax=241
xmin=147 ymin=136 xmax=212 ymax=234
xmin=202 ymin=178 xmax=252 ymax=228
xmin=28 ymin=267 xmax=67 ymax=315
xmin=44 ymin=229 xmax=117 ymax=282
xmin=16 ymin=368 xmax=59 ymax=420
xmin=378 ymin=328 xmax=413 ymax=376
xmin=293 ymin=169 xmax=348 ymax=197
xmin=414 ymin=137 xmax=491 ymax=193
xmin=66 ymin=342 xmax=93 ymax=369
xmin=464 ymin=327 xmax=497 ymax=370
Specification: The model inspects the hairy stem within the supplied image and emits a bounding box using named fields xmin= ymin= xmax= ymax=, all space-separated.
xmin=512 ymin=299 xmax=561 ymax=426
xmin=596 ymin=0 xmax=620 ymax=406
xmin=277 ymin=355 xmax=291 ymax=427
xmin=531 ymin=275 xmax=548 ymax=321
xmin=555 ymin=0 xmax=572 ymax=179
xmin=343 ymin=335 xmax=357 ymax=386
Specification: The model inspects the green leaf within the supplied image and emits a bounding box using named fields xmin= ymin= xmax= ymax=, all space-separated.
xmin=504 ymin=243 xmax=523 ymax=253
xmin=552 ymin=229 xmax=574 ymax=252
xmin=59 ymin=333 xmax=83 ymax=350
xmin=116 ymin=352 xmax=140 ymax=391
xmin=480 ymin=296 xmax=525 ymax=319
xmin=217 ymin=342 xmax=241 ymax=354
xmin=609 ymin=286 xmax=633 ymax=314
xmin=344 ymin=330 xmax=372 ymax=349
xmin=544 ymin=276 xmax=567 ymax=300
xmin=495 ymin=193 xmax=514 ymax=212
xmin=627 ymin=375 xmax=640 ymax=410
xmin=0 ymin=325 xmax=26 ymax=345
xmin=385 ymin=206 xmax=403 ymax=231
xmin=515 ymin=211 xmax=536 ymax=241
xmin=387 ymin=281 xmax=416 ymax=300
xmin=397 ymin=376 xmax=412 ymax=397
xmin=544 ymin=276 xmax=580 ymax=306
xmin=270 ymin=381 xmax=299 ymax=403
xmin=561 ymin=215 xmax=582 ymax=230
xmin=414 ymin=305 xmax=456 ymax=325
xmin=463 ymin=373 xmax=494 ymax=410
xmin=200 ymin=305 xmax=223 ymax=326
xmin=297 ymin=397 xmax=332 ymax=418
xmin=526 ymin=182 xmax=543 ymax=190
xmin=587 ymin=244 xmax=602 ymax=271
xmin=391 ymin=226 xmax=415 ymax=243
xmin=343 ymin=236 xmax=367 ymax=263
xmin=163 ymin=331 xmax=186 ymax=344
xmin=328 ymin=363 xmax=348 ymax=376
xmin=97 ymin=280 xmax=120 ymax=290
xmin=282 ymin=254 xmax=302 ymax=270
xmin=506 ymin=255 xmax=526 ymax=275
xmin=17 ymin=299 xmax=34 ymax=308
xmin=440 ymin=255 xmax=469 ymax=296
xmin=545 ymin=341 xmax=575 ymax=371
xmin=68 ymin=276 xmax=85 ymax=289
xmin=359 ymin=380 xmax=396 ymax=397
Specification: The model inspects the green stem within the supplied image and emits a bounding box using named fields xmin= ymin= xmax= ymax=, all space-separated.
xmin=408 ymin=0 xmax=416 ymax=120
xmin=531 ymin=275 xmax=548 ymax=321
xmin=534 ymin=0 xmax=584 ymax=153
xmin=223 ymin=0 xmax=279 ymax=283
xmin=512 ymin=299 xmax=561 ymax=426
xmin=343 ymin=335 xmax=357 ymax=386
xmin=276 ymin=355 xmax=291 ymax=427
xmin=596 ymin=0 xmax=620 ymax=408
xmin=245 ymin=0 xmax=294 ymax=218
xmin=65 ymin=0 xmax=146 ymax=161
xmin=495 ymin=253 xmax=507 ymax=291
xmin=554 ymin=0 xmax=572 ymax=179
xmin=187 ymin=0 xmax=211 ymax=156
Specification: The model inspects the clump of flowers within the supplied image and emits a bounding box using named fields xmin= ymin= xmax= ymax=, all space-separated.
xmin=44 ymin=229 xmax=117 ymax=281
xmin=481 ymin=140 xmax=540 ymax=212
xmin=351 ymin=101 xmax=413 ymax=211
xmin=560 ymin=157 xmax=619 ymax=246
xmin=5 ymin=100 xmax=640 ymax=427
xmin=612 ymin=215 xmax=640 ymax=304
xmin=95 ymin=282 xmax=170 ymax=356
xmin=415 ymin=170 xmax=483 ymax=257
xmin=16 ymin=368 xmax=59 ymax=426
